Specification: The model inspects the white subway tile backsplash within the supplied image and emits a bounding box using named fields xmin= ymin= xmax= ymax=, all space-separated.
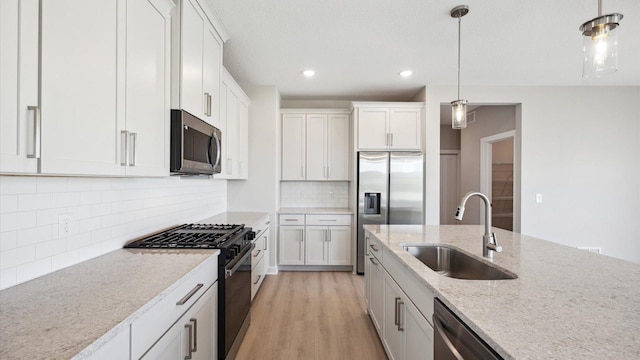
xmin=16 ymin=258 xmax=52 ymax=283
xmin=0 ymin=195 xmax=18 ymax=213
xmin=0 ymin=175 xmax=227 ymax=290
xmin=0 ymin=232 xmax=17 ymax=251
xmin=280 ymin=181 xmax=350 ymax=208
xmin=0 ymin=245 xmax=36 ymax=270
xmin=36 ymin=177 xmax=68 ymax=193
xmin=0 ymin=176 xmax=37 ymax=195
xmin=17 ymin=225 xmax=53 ymax=247
xmin=0 ymin=211 xmax=37 ymax=232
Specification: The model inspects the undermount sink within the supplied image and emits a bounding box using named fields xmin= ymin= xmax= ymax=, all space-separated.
xmin=403 ymin=245 xmax=517 ymax=280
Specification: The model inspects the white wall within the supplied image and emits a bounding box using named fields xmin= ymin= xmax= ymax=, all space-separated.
xmin=0 ymin=176 xmax=227 ymax=289
xmin=425 ymin=86 xmax=640 ymax=263
xmin=227 ymin=85 xmax=281 ymax=272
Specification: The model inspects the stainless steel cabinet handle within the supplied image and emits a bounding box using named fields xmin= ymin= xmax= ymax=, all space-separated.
xmin=300 ymin=229 xmax=304 ymax=241
xmin=120 ymin=130 xmax=129 ymax=166
xmin=204 ymin=92 xmax=211 ymax=116
xmin=176 ymin=283 xmax=203 ymax=305
xmin=385 ymin=133 xmax=389 ymax=146
xmin=325 ymin=230 xmax=329 ymax=242
xmin=253 ymin=249 xmax=262 ymax=258
xmin=369 ymin=257 xmax=378 ymax=266
xmin=266 ymin=221 xmax=271 ymax=225
xmin=184 ymin=323 xmax=193 ymax=360
xmin=433 ymin=314 xmax=464 ymax=360
xmin=319 ymin=219 xmax=337 ymax=222
xmin=129 ymin=132 xmax=137 ymax=166
xmin=327 ymin=166 xmax=330 ymax=178
xmin=253 ymin=274 xmax=262 ymax=285
xmin=190 ymin=318 xmax=197 ymax=352
xmin=263 ymin=236 xmax=267 ymax=250
xmin=390 ymin=133 xmax=394 ymax=147
xmin=329 ymin=230 xmax=332 ymax=242
xmin=369 ymin=244 xmax=379 ymax=252
xmin=27 ymin=106 xmax=41 ymax=159
xmin=394 ymin=297 xmax=400 ymax=326
xmin=398 ymin=300 xmax=404 ymax=331
xmin=284 ymin=219 xmax=298 ymax=222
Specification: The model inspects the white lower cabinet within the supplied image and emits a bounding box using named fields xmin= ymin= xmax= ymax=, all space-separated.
xmin=251 ymin=215 xmax=270 ymax=300
xmin=142 ymin=282 xmax=217 ymax=359
xmin=279 ymin=214 xmax=352 ymax=267
xmin=365 ymin=230 xmax=434 ymax=360
xmin=279 ymin=225 xmax=305 ymax=265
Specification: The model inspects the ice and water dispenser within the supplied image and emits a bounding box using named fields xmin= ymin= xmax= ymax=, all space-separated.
xmin=364 ymin=192 xmax=381 ymax=215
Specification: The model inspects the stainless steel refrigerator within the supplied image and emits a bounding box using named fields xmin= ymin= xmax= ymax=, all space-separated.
xmin=357 ymin=152 xmax=424 ymax=274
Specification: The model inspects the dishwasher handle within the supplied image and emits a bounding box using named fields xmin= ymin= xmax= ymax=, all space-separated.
xmin=433 ymin=313 xmax=464 ymax=360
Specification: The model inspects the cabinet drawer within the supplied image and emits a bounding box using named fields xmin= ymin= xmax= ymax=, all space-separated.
xmin=306 ymin=214 xmax=351 ymax=226
xmin=131 ymin=255 xmax=217 ymax=359
xmin=252 ymin=236 xmax=266 ymax=265
xmin=366 ymin=232 xmax=383 ymax=263
xmin=251 ymin=255 xmax=265 ymax=300
xmin=279 ymin=214 xmax=305 ymax=225
xmin=252 ymin=215 xmax=271 ymax=238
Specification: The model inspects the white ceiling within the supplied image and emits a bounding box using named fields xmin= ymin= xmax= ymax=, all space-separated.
xmin=211 ymin=0 xmax=640 ymax=101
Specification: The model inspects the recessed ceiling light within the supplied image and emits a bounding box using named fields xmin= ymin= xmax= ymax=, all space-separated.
xmin=302 ymin=69 xmax=316 ymax=77
xmin=399 ymin=70 xmax=413 ymax=77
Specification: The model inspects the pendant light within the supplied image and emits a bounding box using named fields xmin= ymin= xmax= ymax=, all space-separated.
xmin=580 ymin=0 xmax=623 ymax=77
xmin=450 ymin=5 xmax=469 ymax=129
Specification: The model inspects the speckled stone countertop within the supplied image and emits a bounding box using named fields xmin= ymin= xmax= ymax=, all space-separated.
xmin=278 ymin=207 xmax=353 ymax=214
xmin=364 ymin=224 xmax=640 ymax=359
xmin=198 ymin=211 xmax=269 ymax=227
xmin=0 ymin=249 xmax=219 ymax=359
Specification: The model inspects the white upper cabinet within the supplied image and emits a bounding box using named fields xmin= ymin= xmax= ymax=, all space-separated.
xmin=40 ymin=0 xmax=122 ymax=175
xmin=354 ymin=102 xmax=423 ymax=151
xmin=172 ymin=0 xmax=223 ymax=126
xmin=281 ymin=113 xmax=306 ymax=180
xmin=0 ymin=0 xmax=39 ymax=174
xmin=218 ymin=68 xmax=249 ymax=180
xmin=123 ymin=0 xmax=172 ymax=176
xmin=2 ymin=0 xmax=173 ymax=177
xmin=282 ymin=109 xmax=350 ymax=181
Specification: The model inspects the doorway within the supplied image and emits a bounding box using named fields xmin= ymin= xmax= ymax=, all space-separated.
xmin=480 ymin=131 xmax=517 ymax=231
xmin=440 ymin=151 xmax=459 ymax=224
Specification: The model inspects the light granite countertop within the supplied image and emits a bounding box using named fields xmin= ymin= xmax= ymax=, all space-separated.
xmin=364 ymin=224 xmax=640 ymax=359
xmin=278 ymin=207 xmax=353 ymax=215
xmin=198 ymin=211 xmax=269 ymax=227
xmin=0 ymin=249 xmax=219 ymax=359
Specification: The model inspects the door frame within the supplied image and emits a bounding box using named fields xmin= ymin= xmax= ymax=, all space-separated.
xmin=480 ymin=130 xmax=520 ymax=232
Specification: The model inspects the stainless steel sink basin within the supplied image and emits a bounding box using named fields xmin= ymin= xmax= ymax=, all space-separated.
xmin=403 ymin=245 xmax=517 ymax=280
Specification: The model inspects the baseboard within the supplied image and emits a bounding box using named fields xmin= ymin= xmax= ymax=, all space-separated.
xmin=277 ymin=265 xmax=353 ymax=272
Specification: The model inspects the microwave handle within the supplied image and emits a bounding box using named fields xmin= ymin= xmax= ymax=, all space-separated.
xmin=211 ymin=131 xmax=221 ymax=169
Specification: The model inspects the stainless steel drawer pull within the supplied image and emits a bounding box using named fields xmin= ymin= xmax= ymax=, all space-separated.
xmin=319 ymin=219 xmax=337 ymax=222
xmin=263 ymin=236 xmax=268 ymax=250
xmin=190 ymin=318 xmax=198 ymax=352
xmin=184 ymin=323 xmax=193 ymax=360
xmin=253 ymin=274 xmax=262 ymax=285
xmin=394 ymin=297 xmax=400 ymax=326
xmin=369 ymin=244 xmax=379 ymax=252
xmin=129 ymin=132 xmax=137 ymax=166
xmin=27 ymin=106 xmax=41 ymax=159
xmin=253 ymin=249 xmax=262 ymax=258
xmin=176 ymin=283 xmax=204 ymax=305
xmin=284 ymin=219 xmax=298 ymax=222
xmin=397 ymin=300 xmax=405 ymax=331
xmin=369 ymin=257 xmax=378 ymax=266
xmin=120 ymin=130 xmax=129 ymax=166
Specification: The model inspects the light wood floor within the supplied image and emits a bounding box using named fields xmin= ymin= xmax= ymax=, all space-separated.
xmin=235 ymin=272 xmax=388 ymax=360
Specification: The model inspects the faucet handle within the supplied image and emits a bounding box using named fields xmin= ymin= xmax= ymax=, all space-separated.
xmin=487 ymin=243 xmax=502 ymax=253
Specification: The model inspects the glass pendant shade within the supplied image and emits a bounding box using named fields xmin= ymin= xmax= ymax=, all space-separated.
xmin=580 ymin=10 xmax=623 ymax=78
xmin=451 ymin=100 xmax=467 ymax=129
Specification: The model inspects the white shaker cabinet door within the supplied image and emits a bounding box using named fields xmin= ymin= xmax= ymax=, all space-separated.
xmin=237 ymin=99 xmax=249 ymax=179
xmin=0 ymin=0 xmax=39 ymax=174
xmin=224 ymin=87 xmax=239 ymax=177
xmin=124 ymin=0 xmax=171 ymax=176
xmin=40 ymin=0 xmax=123 ymax=175
xmin=358 ymin=108 xmax=388 ymax=150
xmin=327 ymin=226 xmax=351 ymax=265
xmin=279 ymin=226 xmax=305 ymax=265
xmin=305 ymin=114 xmax=327 ymax=181
xmin=281 ymin=114 xmax=306 ymax=180
xmin=389 ymin=108 xmax=421 ymax=150
xmin=327 ymin=114 xmax=350 ymax=180
xmin=404 ymin=298 xmax=434 ymax=360
xmin=202 ymin=26 xmax=222 ymax=126
xmin=305 ymin=226 xmax=328 ymax=265
xmin=179 ymin=0 xmax=205 ymax=121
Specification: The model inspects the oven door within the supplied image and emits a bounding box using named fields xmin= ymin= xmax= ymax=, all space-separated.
xmin=220 ymin=243 xmax=253 ymax=359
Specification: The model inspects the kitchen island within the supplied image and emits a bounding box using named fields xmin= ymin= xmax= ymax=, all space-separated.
xmin=364 ymin=224 xmax=640 ymax=359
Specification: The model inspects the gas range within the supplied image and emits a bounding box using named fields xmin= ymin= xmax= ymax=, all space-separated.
xmin=124 ymin=223 xmax=254 ymax=266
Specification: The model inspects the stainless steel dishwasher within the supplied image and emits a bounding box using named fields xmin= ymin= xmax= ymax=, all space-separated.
xmin=433 ymin=298 xmax=503 ymax=360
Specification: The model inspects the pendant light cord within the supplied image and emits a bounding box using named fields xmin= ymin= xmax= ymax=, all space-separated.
xmin=598 ymin=0 xmax=602 ymax=16
xmin=457 ymin=16 xmax=462 ymax=100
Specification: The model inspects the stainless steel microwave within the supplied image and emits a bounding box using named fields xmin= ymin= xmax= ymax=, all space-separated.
xmin=170 ymin=110 xmax=221 ymax=175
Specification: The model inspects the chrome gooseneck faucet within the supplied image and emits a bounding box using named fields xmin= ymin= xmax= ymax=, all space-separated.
xmin=455 ymin=191 xmax=502 ymax=258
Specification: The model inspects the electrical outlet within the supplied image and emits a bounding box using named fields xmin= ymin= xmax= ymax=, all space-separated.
xmin=536 ymin=193 xmax=543 ymax=203
xmin=58 ymin=214 xmax=72 ymax=237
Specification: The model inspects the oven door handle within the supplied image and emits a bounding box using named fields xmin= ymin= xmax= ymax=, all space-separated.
xmin=225 ymin=243 xmax=255 ymax=279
